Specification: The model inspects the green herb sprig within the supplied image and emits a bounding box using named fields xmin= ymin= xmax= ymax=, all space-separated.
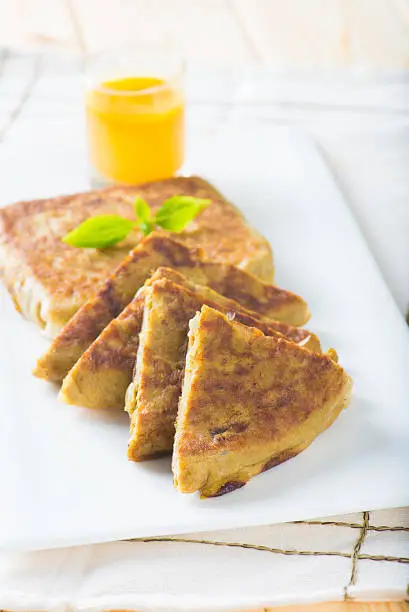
xmin=62 ymin=195 xmax=211 ymax=249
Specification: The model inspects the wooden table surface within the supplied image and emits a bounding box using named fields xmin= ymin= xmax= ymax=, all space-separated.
xmin=271 ymin=604 xmax=408 ymax=611
xmin=2 ymin=0 xmax=409 ymax=69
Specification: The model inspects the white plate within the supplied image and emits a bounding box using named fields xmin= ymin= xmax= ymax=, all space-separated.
xmin=1 ymin=125 xmax=408 ymax=553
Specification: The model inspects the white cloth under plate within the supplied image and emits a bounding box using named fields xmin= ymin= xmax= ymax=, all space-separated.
xmin=0 ymin=509 xmax=408 ymax=610
xmin=0 ymin=52 xmax=408 ymax=607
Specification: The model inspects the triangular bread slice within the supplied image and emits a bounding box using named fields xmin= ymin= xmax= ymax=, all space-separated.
xmin=58 ymin=268 xmax=184 ymax=410
xmin=34 ymin=234 xmax=309 ymax=382
xmin=60 ymin=267 xmax=317 ymax=411
xmin=126 ymin=277 xmax=320 ymax=461
xmin=172 ymin=306 xmax=352 ymax=497
xmin=33 ymin=234 xmax=202 ymax=382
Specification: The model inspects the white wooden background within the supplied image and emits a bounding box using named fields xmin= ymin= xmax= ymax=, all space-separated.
xmin=2 ymin=0 xmax=409 ymax=70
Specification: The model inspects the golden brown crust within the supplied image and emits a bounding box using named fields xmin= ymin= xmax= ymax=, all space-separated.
xmin=0 ymin=191 xmax=141 ymax=336
xmin=0 ymin=176 xmax=273 ymax=335
xmin=60 ymin=266 xmax=316 ymax=412
xmin=187 ymin=262 xmax=309 ymax=326
xmin=172 ymin=306 xmax=352 ymax=497
xmin=126 ymin=276 xmax=318 ymax=461
xmin=33 ymin=234 xmax=203 ymax=381
xmin=59 ymin=292 xmax=146 ymax=410
xmin=59 ymin=268 xmax=180 ymax=409
xmin=34 ymin=235 xmax=308 ymax=383
xmin=146 ymin=268 xmax=316 ymax=346
xmin=119 ymin=175 xmax=273 ymax=280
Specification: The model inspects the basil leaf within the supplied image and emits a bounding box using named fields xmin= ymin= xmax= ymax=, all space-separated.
xmin=140 ymin=219 xmax=155 ymax=236
xmin=134 ymin=196 xmax=151 ymax=223
xmin=62 ymin=215 xmax=136 ymax=249
xmin=155 ymin=196 xmax=211 ymax=232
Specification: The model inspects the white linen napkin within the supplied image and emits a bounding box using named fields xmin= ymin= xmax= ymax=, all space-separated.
xmin=0 ymin=508 xmax=407 ymax=611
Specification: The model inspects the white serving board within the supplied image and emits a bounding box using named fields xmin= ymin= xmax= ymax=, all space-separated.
xmin=1 ymin=125 xmax=408 ymax=553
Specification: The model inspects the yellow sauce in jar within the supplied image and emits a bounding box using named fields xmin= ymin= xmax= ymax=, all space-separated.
xmin=85 ymin=76 xmax=185 ymax=185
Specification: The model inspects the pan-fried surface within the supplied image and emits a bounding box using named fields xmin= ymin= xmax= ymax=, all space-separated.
xmin=59 ymin=268 xmax=179 ymax=410
xmin=33 ymin=234 xmax=203 ymax=382
xmin=34 ymin=236 xmax=308 ymax=383
xmin=126 ymin=277 xmax=319 ymax=461
xmin=0 ymin=176 xmax=273 ymax=336
xmin=60 ymin=267 xmax=317 ymax=411
xmin=167 ymin=259 xmax=309 ymax=326
xmin=173 ymin=306 xmax=352 ymax=497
